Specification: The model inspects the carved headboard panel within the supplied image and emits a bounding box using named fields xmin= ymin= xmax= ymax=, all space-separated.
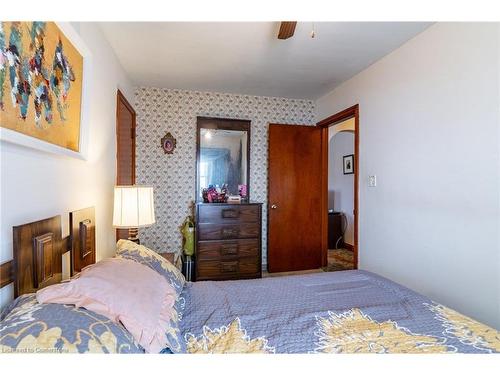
xmin=70 ymin=207 xmax=96 ymax=275
xmin=13 ymin=216 xmax=63 ymax=297
xmin=0 ymin=207 xmax=97 ymax=297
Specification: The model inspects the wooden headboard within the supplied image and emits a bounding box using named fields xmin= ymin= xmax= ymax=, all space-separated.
xmin=0 ymin=207 xmax=96 ymax=298
xmin=13 ymin=215 xmax=63 ymax=297
xmin=70 ymin=207 xmax=96 ymax=275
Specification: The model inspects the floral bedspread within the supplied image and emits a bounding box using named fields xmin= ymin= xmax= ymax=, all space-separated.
xmin=1 ymin=270 xmax=499 ymax=354
xmin=178 ymin=270 xmax=500 ymax=353
xmin=0 ymin=294 xmax=143 ymax=353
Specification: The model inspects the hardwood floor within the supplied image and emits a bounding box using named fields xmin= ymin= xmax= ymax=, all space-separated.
xmin=262 ymin=247 xmax=354 ymax=277
xmin=262 ymin=268 xmax=323 ymax=278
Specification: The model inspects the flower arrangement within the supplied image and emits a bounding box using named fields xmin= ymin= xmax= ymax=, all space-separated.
xmin=202 ymin=184 xmax=228 ymax=203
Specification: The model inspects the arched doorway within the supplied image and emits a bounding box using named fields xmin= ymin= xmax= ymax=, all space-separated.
xmin=318 ymin=105 xmax=359 ymax=270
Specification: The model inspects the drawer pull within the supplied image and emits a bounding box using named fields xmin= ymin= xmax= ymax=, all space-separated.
xmin=221 ymin=261 xmax=238 ymax=273
xmin=221 ymin=209 xmax=240 ymax=219
xmin=221 ymin=228 xmax=240 ymax=238
xmin=221 ymin=244 xmax=238 ymax=256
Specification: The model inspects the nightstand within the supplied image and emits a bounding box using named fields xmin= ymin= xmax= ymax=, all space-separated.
xmin=160 ymin=252 xmax=194 ymax=281
xmin=160 ymin=252 xmax=175 ymax=264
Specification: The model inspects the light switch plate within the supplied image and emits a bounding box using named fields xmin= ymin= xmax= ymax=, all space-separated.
xmin=368 ymin=175 xmax=377 ymax=187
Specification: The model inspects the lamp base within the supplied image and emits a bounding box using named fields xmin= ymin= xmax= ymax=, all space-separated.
xmin=128 ymin=228 xmax=140 ymax=244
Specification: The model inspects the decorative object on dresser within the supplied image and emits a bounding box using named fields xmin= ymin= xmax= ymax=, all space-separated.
xmin=227 ymin=195 xmax=242 ymax=204
xmin=113 ymin=185 xmax=156 ymax=244
xmin=160 ymin=131 xmax=177 ymax=154
xmin=202 ymin=184 xmax=228 ymax=203
xmin=238 ymin=184 xmax=247 ymax=199
xmin=195 ymin=203 xmax=262 ymax=281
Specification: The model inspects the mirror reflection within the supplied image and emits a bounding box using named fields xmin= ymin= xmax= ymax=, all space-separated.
xmin=198 ymin=128 xmax=248 ymax=199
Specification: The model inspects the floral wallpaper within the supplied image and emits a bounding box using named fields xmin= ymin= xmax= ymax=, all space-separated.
xmin=135 ymin=87 xmax=315 ymax=265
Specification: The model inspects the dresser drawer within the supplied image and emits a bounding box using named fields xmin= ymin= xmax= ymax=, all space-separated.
xmin=197 ymin=239 xmax=259 ymax=261
xmin=198 ymin=204 xmax=260 ymax=223
xmin=195 ymin=203 xmax=263 ymax=281
xmin=197 ymin=258 xmax=260 ymax=280
xmin=197 ymin=223 xmax=260 ymax=241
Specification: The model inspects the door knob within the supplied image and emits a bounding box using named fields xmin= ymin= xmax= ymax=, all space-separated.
xmin=271 ymin=204 xmax=278 ymax=209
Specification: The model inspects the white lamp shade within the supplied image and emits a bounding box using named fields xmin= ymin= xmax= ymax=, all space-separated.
xmin=113 ymin=186 xmax=156 ymax=228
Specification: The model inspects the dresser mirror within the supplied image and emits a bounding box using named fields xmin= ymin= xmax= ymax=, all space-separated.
xmin=196 ymin=117 xmax=251 ymax=201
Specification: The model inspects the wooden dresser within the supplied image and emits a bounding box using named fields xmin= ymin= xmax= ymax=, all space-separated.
xmin=195 ymin=203 xmax=262 ymax=281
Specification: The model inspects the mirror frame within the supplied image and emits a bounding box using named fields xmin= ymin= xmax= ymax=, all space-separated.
xmin=196 ymin=116 xmax=251 ymax=202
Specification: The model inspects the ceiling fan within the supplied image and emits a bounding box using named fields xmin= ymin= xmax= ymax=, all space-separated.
xmin=277 ymin=21 xmax=297 ymax=39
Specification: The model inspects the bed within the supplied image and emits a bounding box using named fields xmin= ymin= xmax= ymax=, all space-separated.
xmin=178 ymin=271 xmax=500 ymax=353
xmin=1 ymin=214 xmax=499 ymax=354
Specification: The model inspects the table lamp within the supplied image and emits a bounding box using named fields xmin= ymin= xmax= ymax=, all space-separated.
xmin=113 ymin=185 xmax=155 ymax=243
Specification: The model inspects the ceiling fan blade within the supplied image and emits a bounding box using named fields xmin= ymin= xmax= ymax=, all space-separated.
xmin=278 ymin=22 xmax=297 ymax=40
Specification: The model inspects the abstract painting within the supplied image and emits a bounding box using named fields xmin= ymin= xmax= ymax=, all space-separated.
xmin=0 ymin=22 xmax=83 ymax=152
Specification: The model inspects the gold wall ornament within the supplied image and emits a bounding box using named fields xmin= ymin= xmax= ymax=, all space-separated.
xmin=161 ymin=132 xmax=177 ymax=154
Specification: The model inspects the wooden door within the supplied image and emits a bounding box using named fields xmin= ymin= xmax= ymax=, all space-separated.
xmin=268 ymin=124 xmax=324 ymax=272
xmin=116 ymin=90 xmax=136 ymax=241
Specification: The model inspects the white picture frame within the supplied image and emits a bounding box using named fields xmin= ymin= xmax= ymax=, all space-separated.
xmin=0 ymin=22 xmax=92 ymax=160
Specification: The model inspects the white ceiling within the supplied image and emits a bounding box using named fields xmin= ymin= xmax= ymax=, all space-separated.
xmin=99 ymin=22 xmax=432 ymax=100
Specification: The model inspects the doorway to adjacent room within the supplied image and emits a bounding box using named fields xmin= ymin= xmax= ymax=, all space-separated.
xmin=318 ymin=105 xmax=359 ymax=271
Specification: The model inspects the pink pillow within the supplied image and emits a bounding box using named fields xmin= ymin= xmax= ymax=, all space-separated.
xmin=36 ymin=257 xmax=176 ymax=353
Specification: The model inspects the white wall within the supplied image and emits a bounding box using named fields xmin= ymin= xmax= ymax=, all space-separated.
xmin=328 ymin=131 xmax=355 ymax=245
xmin=317 ymin=23 xmax=500 ymax=328
xmin=0 ymin=23 xmax=134 ymax=309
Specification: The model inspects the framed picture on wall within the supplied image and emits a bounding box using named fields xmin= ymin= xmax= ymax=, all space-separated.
xmin=0 ymin=22 xmax=91 ymax=160
xmin=343 ymin=154 xmax=354 ymax=175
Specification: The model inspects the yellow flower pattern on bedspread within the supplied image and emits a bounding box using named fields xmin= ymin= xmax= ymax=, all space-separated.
xmin=1 ymin=321 xmax=132 ymax=353
xmin=185 ymin=318 xmax=275 ymax=354
xmin=1 ymin=325 xmax=62 ymax=353
xmin=0 ymin=295 xmax=143 ymax=353
xmin=315 ymin=308 xmax=452 ymax=353
xmin=428 ymin=304 xmax=500 ymax=353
